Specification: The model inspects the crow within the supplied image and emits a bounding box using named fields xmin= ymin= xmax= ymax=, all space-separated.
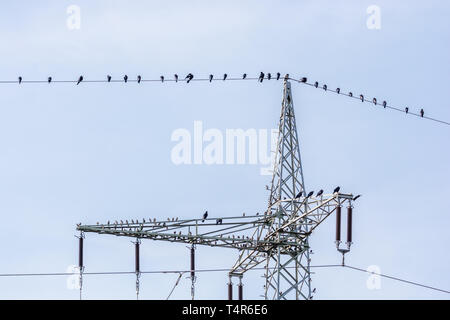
xmin=295 ymin=191 xmax=303 ymax=199
xmin=276 ymin=72 xmax=281 ymax=80
xmin=383 ymin=101 xmax=387 ymax=108
xmin=360 ymin=94 xmax=364 ymax=102
xmin=349 ymin=92 xmax=353 ymax=97
xmin=316 ymin=189 xmax=323 ymax=197
xmin=267 ymin=73 xmax=271 ymax=80
xmin=223 ymin=73 xmax=227 ymax=81
xmin=336 ymin=88 xmax=340 ymax=94
xmin=420 ymin=109 xmax=424 ymax=117
xmin=333 ymin=186 xmax=341 ymax=193
xmin=242 ymin=73 xmax=247 ymax=79
xmin=301 ymin=77 xmax=307 ymax=83
xmin=373 ymin=98 xmax=377 ymax=105
xmin=48 ymin=77 xmax=52 ymax=83
xmin=405 ymin=107 xmax=409 ymax=114
xmin=306 ymin=191 xmax=314 ymax=197
xmin=107 ymin=75 xmax=112 ymax=82
xmin=314 ymin=82 xmax=318 ymax=88
xmin=259 ymin=72 xmax=265 ymax=82
xmin=174 ymin=74 xmax=178 ymax=82
xmin=185 ymin=73 xmax=194 ymax=83
xmin=353 ymin=195 xmax=362 ymax=201
xmin=216 ymin=218 xmax=223 ymax=225
xmin=18 ymin=76 xmax=22 ymax=84
xmin=323 ymin=84 xmax=327 ymax=91
xmin=137 ymin=75 xmax=141 ymax=83
xmin=160 ymin=76 xmax=164 ymax=82
xmin=76 ymin=76 xmax=83 ymax=85
xmin=124 ymin=75 xmax=128 ymax=83
xmin=209 ymin=74 xmax=213 ymax=82
xmin=202 ymin=211 xmax=208 ymax=222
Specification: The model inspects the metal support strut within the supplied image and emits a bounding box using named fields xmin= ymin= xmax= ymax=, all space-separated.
xmin=228 ymin=275 xmax=233 ymax=300
xmin=77 ymin=231 xmax=85 ymax=300
xmin=190 ymin=244 xmax=196 ymax=300
xmin=134 ymin=239 xmax=141 ymax=300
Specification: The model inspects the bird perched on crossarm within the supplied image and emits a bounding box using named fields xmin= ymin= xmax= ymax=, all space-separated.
xmin=202 ymin=211 xmax=208 ymax=222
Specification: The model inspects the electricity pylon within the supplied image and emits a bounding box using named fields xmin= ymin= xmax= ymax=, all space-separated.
xmin=76 ymin=80 xmax=356 ymax=300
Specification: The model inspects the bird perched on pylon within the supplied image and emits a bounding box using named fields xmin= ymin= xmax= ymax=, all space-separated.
xmin=202 ymin=211 xmax=208 ymax=222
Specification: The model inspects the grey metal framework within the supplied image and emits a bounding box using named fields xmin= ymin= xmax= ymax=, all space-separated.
xmin=77 ymin=80 xmax=356 ymax=300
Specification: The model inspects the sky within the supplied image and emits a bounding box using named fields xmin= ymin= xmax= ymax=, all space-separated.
xmin=0 ymin=0 xmax=449 ymax=299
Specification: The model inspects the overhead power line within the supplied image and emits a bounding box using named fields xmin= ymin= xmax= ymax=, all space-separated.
xmin=0 ymin=73 xmax=448 ymax=126
xmin=0 ymin=264 xmax=448 ymax=295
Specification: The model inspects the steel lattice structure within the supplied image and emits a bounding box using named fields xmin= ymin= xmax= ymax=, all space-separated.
xmin=76 ymin=80 xmax=356 ymax=300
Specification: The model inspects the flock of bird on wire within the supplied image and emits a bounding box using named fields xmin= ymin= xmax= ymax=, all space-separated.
xmin=14 ymin=72 xmax=425 ymax=117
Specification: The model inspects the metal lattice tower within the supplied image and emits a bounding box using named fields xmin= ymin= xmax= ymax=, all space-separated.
xmin=76 ymin=79 xmax=356 ymax=299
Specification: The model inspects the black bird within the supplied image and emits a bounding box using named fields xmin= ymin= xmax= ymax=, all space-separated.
xmin=314 ymin=81 xmax=318 ymax=88
xmin=360 ymin=94 xmax=364 ymax=102
xmin=216 ymin=218 xmax=223 ymax=225
xmin=349 ymin=92 xmax=353 ymax=97
xmin=383 ymin=101 xmax=387 ymax=108
xmin=336 ymin=88 xmax=340 ymax=94
xmin=223 ymin=73 xmax=227 ymax=81
xmin=306 ymin=191 xmax=314 ymax=198
xmin=323 ymin=84 xmax=327 ymax=91
xmin=243 ymin=73 xmax=247 ymax=79
xmin=420 ymin=108 xmax=424 ymax=117
xmin=107 ymin=75 xmax=112 ymax=82
xmin=276 ymin=72 xmax=281 ymax=80
xmin=48 ymin=77 xmax=52 ymax=83
xmin=185 ymin=73 xmax=194 ymax=83
xmin=259 ymin=72 xmax=265 ymax=82
xmin=174 ymin=74 xmax=179 ymax=82
xmin=160 ymin=76 xmax=164 ymax=82
xmin=76 ymin=76 xmax=83 ymax=85
xmin=267 ymin=73 xmax=271 ymax=80
xmin=301 ymin=77 xmax=307 ymax=83
xmin=202 ymin=211 xmax=208 ymax=222
xmin=18 ymin=77 xmax=22 ymax=84
xmin=316 ymin=189 xmax=323 ymax=197
xmin=124 ymin=75 xmax=128 ymax=83
xmin=295 ymin=191 xmax=303 ymax=199
xmin=333 ymin=186 xmax=340 ymax=193
xmin=353 ymin=195 xmax=362 ymax=201
xmin=405 ymin=107 xmax=409 ymax=114
xmin=372 ymin=98 xmax=377 ymax=105
xmin=209 ymin=74 xmax=213 ymax=82
xmin=137 ymin=75 xmax=141 ymax=83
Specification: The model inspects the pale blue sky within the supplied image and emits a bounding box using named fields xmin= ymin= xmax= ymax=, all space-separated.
xmin=0 ymin=1 xmax=449 ymax=299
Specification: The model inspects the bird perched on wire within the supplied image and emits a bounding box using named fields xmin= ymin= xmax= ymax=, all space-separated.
xmin=333 ymin=186 xmax=341 ymax=193
xmin=209 ymin=74 xmax=213 ymax=82
xmin=160 ymin=76 xmax=164 ymax=82
xmin=323 ymin=84 xmax=327 ymax=91
xmin=185 ymin=73 xmax=194 ymax=83
xmin=242 ymin=73 xmax=247 ymax=79
xmin=420 ymin=109 xmax=424 ymax=117
xmin=314 ymin=81 xmax=319 ymax=88
xmin=202 ymin=211 xmax=208 ymax=222
xmin=372 ymin=98 xmax=377 ymax=105
xmin=107 ymin=75 xmax=112 ymax=82
xmin=48 ymin=77 xmax=52 ymax=83
xmin=405 ymin=107 xmax=409 ymax=114
xmin=276 ymin=73 xmax=281 ymax=80
xmin=336 ymin=88 xmax=340 ymax=94
xmin=360 ymin=94 xmax=364 ymax=102
xmin=382 ymin=101 xmax=387 ymax=108
xmin=223 ymin=73 xmax=227 ymax=81
xmin=174 ymin=74 xmax=178 ymax=82
xmin=137 ymin=75 xmax=142 ymax=83
xmin=216 ymin=218 xmax=223 ymax=225
xmin=258 ymin=72 xmax=265 ymax=83
xmin=301 ymin=77 xmax=307 ymax=83
xmin=124 ymin=75 xmax=128 ymax=83
xmin=18 ymin=76 xmax=22 ymax=84
xmin=316 ymin=189 xmax=323 ymax=197
xmin=349 ymin=92 xmax=353 ymax=97
xmin=267 ymin=73 xmax=271 ymax=80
